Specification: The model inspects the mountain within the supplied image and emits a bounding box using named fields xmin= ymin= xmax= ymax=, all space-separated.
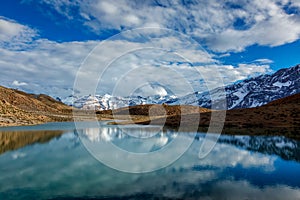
xmin=0 ymin=86 xmax=72 ymax=126
xmin=0 ymin=86 xmax=71 ymax=113
xmin=104 ymin=104 xmax=210 ymax=116
xmin=168 ymin=64 xmax=300 ymax=109
xmin=219 ymin=92 xmax=300 ymax=129
xmin=61 ymin=94 xmax=177 ymax=110
xmin=116 ymin=93 xmax=300 ymax=138
xmin=60 ymin=65 xmax=299 ymax=111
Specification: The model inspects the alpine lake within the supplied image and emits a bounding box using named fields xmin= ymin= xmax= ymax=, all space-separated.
xmin=0 ymin=121 xmax=300 ymax=200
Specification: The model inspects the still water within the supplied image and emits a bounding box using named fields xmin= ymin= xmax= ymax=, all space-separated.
xmin=0 ymin=122 xmax=300 ymax=200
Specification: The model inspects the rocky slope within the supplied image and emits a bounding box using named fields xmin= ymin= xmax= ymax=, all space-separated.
xmin=0 ymin=86 xmax=72 ymax=126
xmin=169 ymin=64 xmax=300 ymax=109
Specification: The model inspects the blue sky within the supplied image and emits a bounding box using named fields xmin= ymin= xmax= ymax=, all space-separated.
xmin=0 ymin=0 xmax=300 ymax=97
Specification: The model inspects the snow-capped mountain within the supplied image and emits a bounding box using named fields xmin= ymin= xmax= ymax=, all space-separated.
xmin=60 ymin=64 xmax=299 ymax=110
xmin=216 ymin=135 xmax=300 ymax=162
xmin=169 ymin=64 xmax=300 ymax=109
xmin=61 ymin=94 xmax=177 ymax=110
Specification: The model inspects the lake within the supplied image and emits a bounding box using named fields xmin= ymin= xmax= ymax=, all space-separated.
xmin=0 ymin=122 xmax=300 ymax=200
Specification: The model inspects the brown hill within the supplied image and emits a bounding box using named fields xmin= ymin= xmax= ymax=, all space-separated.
xmin=265 ymin=93 xmax=300 ymax=106
xmin=101 ymin=104 xmax=210 ymax=116
xmin=100 ymin=104 xmax=210 ymax=125
xmin=109 ymin=94 xmax=300 ymax=138
xmin=0 ymin=86 xmax=73 ymax=126
xmin=0 ymin=86 xmax=71 ymax=113
xmin=160 ymin=93 xmax=299 ymax=128
xmin=222 ymin=93 xmax=300 ymax=128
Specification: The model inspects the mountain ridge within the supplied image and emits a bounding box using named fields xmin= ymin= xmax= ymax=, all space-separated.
xmin=110 ymin=93 xmax=300 ymax=139
xmin=170 ymin=64 xmax=300 ymax=109
xmin=61 ymin=64 xmax=300 ymax=111
xmin=0 ymin=86 xmax=73 ymax=126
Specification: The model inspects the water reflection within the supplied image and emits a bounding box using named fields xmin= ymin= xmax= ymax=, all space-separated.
xmin=80 ymin=126 xmax=176 ymax=153
xmin=0 ymin=130 xmax=64 ymax=154
xmin=78 ymin=125 xmax=191 ymax=172
xmin=217 ymin=135 xmax=300 ymax=162
xmin=0 ymin=122 xmax=299 ymax=199
xmin=79 ymin=125 xmax=300 ymax=163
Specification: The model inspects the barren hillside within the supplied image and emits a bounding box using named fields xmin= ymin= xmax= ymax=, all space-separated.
xmin=0 ymin=86 xmax=73 ymax=126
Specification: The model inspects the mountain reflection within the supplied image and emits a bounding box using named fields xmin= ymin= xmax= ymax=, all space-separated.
xmin=1 ymin=124 xmax=300 ymax=164
xmin=0 ymin=124 xmax=300 ymax=199
xmin=217 ymin=135 xmax=300 ymax=162
xmin=0 ymin=130 xmax=64 ymax=154
xmin=0 ymin=127 xmax=300 ymax=199
xmin=79 ymin=125 xmax=300 ymax=162
xmin=80 ymin=126 xmax=175 ymax=153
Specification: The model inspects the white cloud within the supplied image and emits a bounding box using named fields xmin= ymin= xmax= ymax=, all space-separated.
xmin=98 ymin=1 xmax=118 ymax=15
xmin=0 ymin=39 xmax=97 ymax=97
xmin=12 ymin=80 xmax=28 ymax=86
xmin=0 ymin=36 xmax=271 ymax=97
xmin=134 ymin=84 xmax=168 ymax=97
xmin=170 ymin=63 xmax=272 ymax=93
xmin=0 ymin=18 xmax=22 ymax=40
xmin=290 ymin=0 xmax=300 ymax=9
xmin=207 ymin=12 xmax=300 ymax=52
xmin=75 ymin=40 xmax=271 ymax=96
xmin=254 ymin=58 xmax=274 ymax=64
xmin=0 ymin=17 xmax=272 ymax=98
xmin=31 ymin=0 xmax=300 ymax=52
xmin=0 ymin=17 xmax=37 ymax=49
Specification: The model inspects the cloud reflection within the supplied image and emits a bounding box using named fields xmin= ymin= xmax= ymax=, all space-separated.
xmin=0 ymin=128 xmax=299 ymax=199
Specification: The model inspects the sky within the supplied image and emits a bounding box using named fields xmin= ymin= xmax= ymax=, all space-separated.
xmin=0 ymin=0 xmax=300 ymax=98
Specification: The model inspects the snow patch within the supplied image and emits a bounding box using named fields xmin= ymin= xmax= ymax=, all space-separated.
xmin=273 ymin=81 xmax=291 ymax=87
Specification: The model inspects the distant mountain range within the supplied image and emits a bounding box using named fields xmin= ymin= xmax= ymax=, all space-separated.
xmin=0 ymin=83 xmax=299 ymax=137
xmin=61 ymin=64 xmax=300 ymax=110
xmin=60 ymin=94 xmax=177 ymax=110
xmin=169 ymin=64 xmax=300 ymax=109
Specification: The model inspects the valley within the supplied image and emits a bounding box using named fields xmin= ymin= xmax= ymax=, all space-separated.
xmin=0 ymin=64 xmax=299 ymax=139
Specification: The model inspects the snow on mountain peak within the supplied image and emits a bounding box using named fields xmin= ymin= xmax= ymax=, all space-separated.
xmin=170 ymin=64 xmax=300 ymax=109
xmin=60 ymin=65 xmax=299 ymax=110
xmin=61 ymin=93 xmax=177 ymax=110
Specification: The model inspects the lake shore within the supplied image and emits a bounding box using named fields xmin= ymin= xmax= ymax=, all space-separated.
xmin=0 ymin=92 xmax=299 ymax=140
